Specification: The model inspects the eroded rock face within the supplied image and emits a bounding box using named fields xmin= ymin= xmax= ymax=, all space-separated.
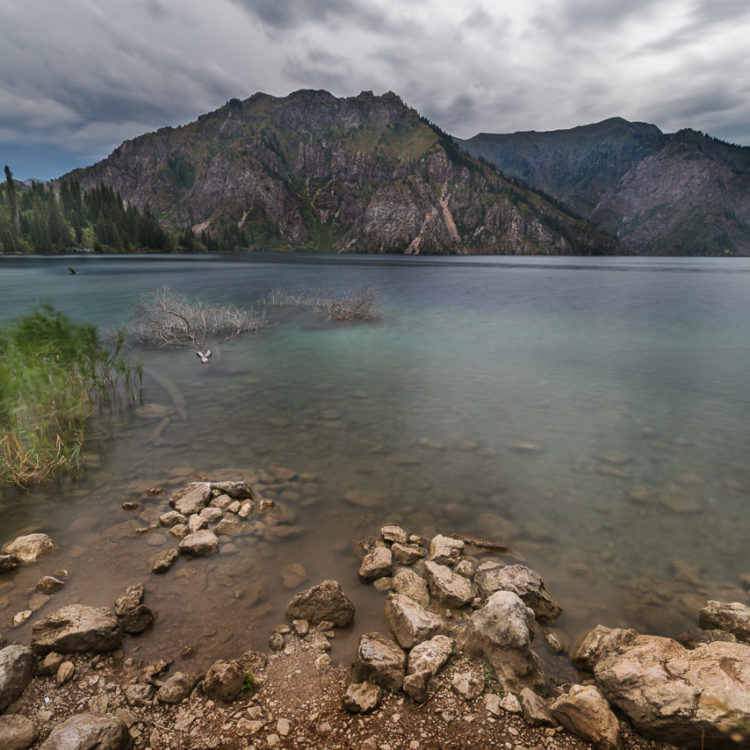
xmin=422 ymin=561 xmax=475 ymax=608
xmin=474 ymin=562 xmax=561 ymax=623
xmin=551 ymin=684 xmax=622 ymax=750
xmin=699 ymin=600 xmax=750 ymax=643
xmin=0 ymin=645 xmax=37 ymax=712
xmin=0 ymin=714 xmax=37 ymax=750
xmin=461 ymin=590 xmax=543 ymax=692
xmin=384 ymin=593 xmax=443 ymax=649
xmin=39 ymin=713 xmax=132 ymax=750
xmin=285 ymin=580 xmax=355 ymax=627
xmin=355 ymin=632 xmax=406 ymax=691
xmin=573 ymin=625 xmax=750 ymax=748
xmin=31 ymin=605 xmax=122 ymax=655
xmin=1 ymin=533 xmax=58 ymax=563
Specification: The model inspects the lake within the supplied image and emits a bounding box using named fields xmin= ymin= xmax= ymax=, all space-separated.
xmin=1 ymin=253 xmax=749 ymax=667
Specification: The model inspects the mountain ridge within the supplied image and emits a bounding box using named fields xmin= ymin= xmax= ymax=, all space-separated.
xmin=459 ymin=119 xmax=750 ymax=255
xmin=62 ymin=89 xmax=616 ymax=256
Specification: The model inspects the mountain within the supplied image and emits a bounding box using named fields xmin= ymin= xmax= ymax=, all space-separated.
xmin=63 ymin=90 xmax=615 ymax=255
xmin=458 ymin=118 xmax=750 ymax=255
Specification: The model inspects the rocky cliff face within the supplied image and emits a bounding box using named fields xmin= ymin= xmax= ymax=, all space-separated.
xmin=64 ymin=90 xmax=615 ymax=255
xmin=459 ymin=119 xmax=750 ymax=255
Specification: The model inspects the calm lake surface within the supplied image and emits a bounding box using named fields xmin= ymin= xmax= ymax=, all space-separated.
xmin=1 ymin=253 xmax=750 ymax=667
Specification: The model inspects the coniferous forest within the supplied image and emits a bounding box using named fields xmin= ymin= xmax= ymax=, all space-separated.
xmin=0 ymin=165 xmax=214 ymax=254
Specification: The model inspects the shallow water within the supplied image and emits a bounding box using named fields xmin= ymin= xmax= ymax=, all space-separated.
xmin=1 ymin=254 xmax=750 ymax=668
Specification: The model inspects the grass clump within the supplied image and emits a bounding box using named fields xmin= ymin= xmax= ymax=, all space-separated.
xmin=241 ymin=671 xmax=254 ymax=692
xmin=0 ymin=303 xmax=141 ymax=489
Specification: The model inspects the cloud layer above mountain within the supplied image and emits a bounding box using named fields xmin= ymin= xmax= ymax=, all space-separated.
xmin=2 ymin=0 xmax=749 ymax=179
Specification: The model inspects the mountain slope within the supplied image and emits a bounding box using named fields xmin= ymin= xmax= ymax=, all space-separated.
xmin=64 ymin=90 xmax=616 ymax=255
xmin=459 ymin=119 xmax=750 ymax=255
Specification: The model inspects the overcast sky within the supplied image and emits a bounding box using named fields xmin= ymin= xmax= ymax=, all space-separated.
xmin=2 ymin=0 xmax=749 ymax=180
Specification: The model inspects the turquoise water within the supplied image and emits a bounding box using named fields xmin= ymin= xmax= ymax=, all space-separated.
xmin=1 ymin=254 xmax=749 ymax=666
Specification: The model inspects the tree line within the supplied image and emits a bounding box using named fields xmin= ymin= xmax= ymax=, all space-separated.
xmin=0 ymin=166 xmax=235 ymax=254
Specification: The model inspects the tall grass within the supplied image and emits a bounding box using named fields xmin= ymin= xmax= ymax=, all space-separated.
xmin=0 ymin=304 xmax=141 ymax=490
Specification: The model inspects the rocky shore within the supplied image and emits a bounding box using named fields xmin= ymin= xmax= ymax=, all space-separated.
xmin=3 ymin=478 xmax=750 ymax=749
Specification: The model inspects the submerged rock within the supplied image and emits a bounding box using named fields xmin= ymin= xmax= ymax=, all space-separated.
xmin=285 ymin=580 xmax=355 ymax=627
xmin=150 ymin=548 xmax=179 ymax=574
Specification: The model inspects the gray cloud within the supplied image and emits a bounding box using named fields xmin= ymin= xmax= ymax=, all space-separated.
xmin=1 ymin=0 xmax=749 ymax=180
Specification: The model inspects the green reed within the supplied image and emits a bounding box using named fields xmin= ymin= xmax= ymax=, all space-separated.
xmin=0 ymin=303 xmax=141 ymax=489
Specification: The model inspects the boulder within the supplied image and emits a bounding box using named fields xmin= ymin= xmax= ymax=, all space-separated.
xmin=31 ymin=605 xmax=122 ymax=655
xmin=355 ymin=632 xmax=406 ymax=691
xmin=343 ymin=682 xmax=383 ymax=714
xmin=381 ymin=525 xmax=409 ymax=544
xmin=169 ymin=482 xmax=211 ymax=516
xmin=203 ymin=659 xmax=244 ymax=702
xmin=156 ymin=672 xmax=200 ymax=704
xmin=551 ymin=684 xmax=622 ymax=750
xmin=677 ymin=627 xmax=737 ymax=649
xmin=519 ymin=687 xmax=556 ymax=727
xmin=460 ymin=590 xmax=543 ymax=691
xmin=384 ymin=593 xmax=443 ymax=649
xmin=358 ymin=546 xmax=392 ymax=582
xmin=423 ymin=561 xmax=476 ymax=608
xmin=39 ymin=713 xmax=131 ymax=750
xmin=572 ymin=625 xmax=750 ymax=748
xmin=179 ymin=530 xmax=219 ymax=556
xmin=0 ymin=714 xmax=37 ymax=750
xmin=125 ymin=683 xmax=154 ymax=707
xmin=391 ymin=568 xmax=430 ymax=607
xmin=0 ymin=645 xmax=36 ymax=712
xmin=428 ymin=534 xmax=464 ymax=565
xmin=699 ymin=600 xmax=750 ymax=643
xmin=285 ymin=580 xmax=355 ymax=627
xmin=1 ymin=533 xmax=58 ymax=563
xmin=391 ymin=542 xmax=426 ymax=565
xmin=474 ymin=562 xmax=561 ymax=623
xmin=403 ymin=635 xmax=453 ymax=703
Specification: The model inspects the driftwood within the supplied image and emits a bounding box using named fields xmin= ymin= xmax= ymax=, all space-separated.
xmin=449 ymin=532 xmax=512 ymax=553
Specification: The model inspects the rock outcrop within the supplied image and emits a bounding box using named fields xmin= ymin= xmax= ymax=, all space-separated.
xmin=573 ymin=625 xmax=750 ymax=748
xmin=65 ymin=90 xmax=616 ymax=256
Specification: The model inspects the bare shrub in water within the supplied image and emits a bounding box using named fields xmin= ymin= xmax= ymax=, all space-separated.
xmin=266 ymin=287 xmax=381 ymax=321
xmin=122 ymin=287 xmax=265 ymax=351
